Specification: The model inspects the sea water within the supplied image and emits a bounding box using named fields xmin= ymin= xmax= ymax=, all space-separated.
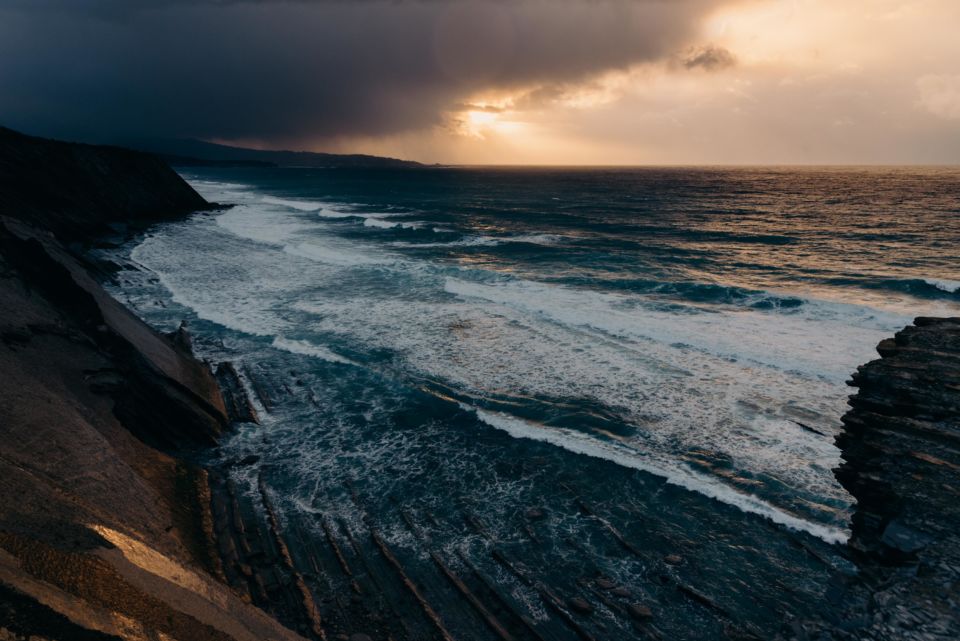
xmin=105 ymin=166 xmax=960 ymax=638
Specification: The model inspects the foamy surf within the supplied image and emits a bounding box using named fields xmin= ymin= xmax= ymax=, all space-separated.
xmin=390 ymin=233 xmax=565 ymax=249
xmin=925 ymin=278 xmax=960 ymax=293
xmin=443 ymin=275 xmax=903 ymax=383
xmin=463 ymin=404 xmax=849 ymax=545
xmin=272 ymin=336 xmax=358 ymax=366
xmin=283 ymin=241 xmax=391 ymax=266
xmin=363 ymin=218 xmax=424 ymax=230
xmin=262 ymin=195 xmax=324 ymax=211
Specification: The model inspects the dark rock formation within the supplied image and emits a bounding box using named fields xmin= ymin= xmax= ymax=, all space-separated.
xmin=797 ymin=317 xmax=960 ymax=640
xmin=0 ymin=128 xmax=305 ymax=641
xmin=215 ymin=361 xmax=260 ymax=425
xmin=0 ymin=126 xmax=215 ymax=240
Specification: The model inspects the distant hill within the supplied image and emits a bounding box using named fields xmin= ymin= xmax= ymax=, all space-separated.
xmin=121 ymin=137 xmax=423 ymax=169
xmin=0 ymin=126 xmax=212 ymax=238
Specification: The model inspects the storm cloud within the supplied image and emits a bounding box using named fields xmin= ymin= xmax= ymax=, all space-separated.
xmin=0 ymin=0 xmax=723 ymax=145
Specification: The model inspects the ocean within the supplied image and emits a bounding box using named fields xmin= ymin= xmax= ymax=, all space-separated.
xmin=104 ymin=166 xmax=960 ymax=639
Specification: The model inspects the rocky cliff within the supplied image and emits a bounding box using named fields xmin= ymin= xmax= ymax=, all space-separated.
xmin=799 ymin=317 xmax=960 ymax=640
xmin=0 ymin=128 xmax=305 ymax=641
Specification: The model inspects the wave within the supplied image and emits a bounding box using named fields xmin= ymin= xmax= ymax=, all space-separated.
xmin=390 ymin=236 xmax=499 ymax=249
xmin=283 ymin=241 xmax=390 ymax=266
xmin=562 ymin=277 xmax=806 ymax=310
xmin=391 ymin=233 xmax=565 ymax=249
xmin=262 ymin=195 xmax=374 ymax=220
xmin=262 ymin=195 xmax=325 ymax=211
xmin=464 ymin=404 xmax=848 ymax=544
xmin=215 ymin=205 xmax=310 ymax=246
xmin=443 ymin=275 xmax=906 ymax=383
xmin=362 ymin=218 xmax=425 ymax=230
xmin=923 ymin=278 xmax=960 ymax=294
xmin=271 ymin=336 xmax=358 ymax=366
xmin=827 ymin=275 xmax=960 ymax=299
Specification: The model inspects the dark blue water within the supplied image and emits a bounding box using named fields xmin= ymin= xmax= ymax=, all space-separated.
xmin=106 ymin=166 xmax=960 ymax=639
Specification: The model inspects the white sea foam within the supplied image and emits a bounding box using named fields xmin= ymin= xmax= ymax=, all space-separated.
xmin=442 ymin=276 xmax=903 ymax=383
xmin=362 ymin=218 xmax=424 ymax=230
xmin=187 ymin=179 xmax=249 ymax=192
xmin=464 ymin=405 xmax=849 ymax=544
xmin=317 ymin=210 xmax=363 ymax=219
xmin=389 ymin=236 xmax=500 ymax=249
xmin=271 ymin=336 xmax=357 ymax=366
xmin=283 ymin=241 xmax=390 ymax=266
xmin=131 ymin=179 xmax=935 ymax=538
xmin=262 ymin=195 xmax=324 ymax=211
xmin=505 ymin=233 xmax=566 ymax=245
xmin=293 ymin=278 xmax=857 ymax=517
xmin=390 ymin=233 xmax=564 ymax=249
xmin=215 ymin=205 xmax=308 ymax=245
xmin=924 ymin=277 xmax=960 ymax=293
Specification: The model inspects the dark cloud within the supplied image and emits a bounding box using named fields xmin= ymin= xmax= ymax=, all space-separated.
xmin=0 ymin=0 xmax=724 ymax=146
xmin=679 ymin=44 xmax=736 ymax=72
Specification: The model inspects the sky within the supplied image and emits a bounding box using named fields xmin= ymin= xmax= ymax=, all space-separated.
xmin=1 ymin=0 xmax=958 ymax=165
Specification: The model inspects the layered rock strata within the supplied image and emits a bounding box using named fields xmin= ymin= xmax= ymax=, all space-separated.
xmin=796 ymin=317 xmax=960 ymax=640
xmin=0 ymin=128 xmax=305 ymax=641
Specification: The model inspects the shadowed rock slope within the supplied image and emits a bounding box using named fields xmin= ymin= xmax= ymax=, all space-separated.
xmin=0 ymin=128 xmax=305 ymax=641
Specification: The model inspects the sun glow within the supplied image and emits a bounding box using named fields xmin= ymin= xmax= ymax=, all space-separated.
xmin=459 ymin=108 xmax=527 ymax=139
xmin=287 ymin=0 xmax=960 ymax=164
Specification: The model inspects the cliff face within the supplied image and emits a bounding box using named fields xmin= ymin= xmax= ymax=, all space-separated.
xmin=822 ymin=317 xmax=960 ymax=640
xmin=0 ymin=129 xmax=304 ymax=641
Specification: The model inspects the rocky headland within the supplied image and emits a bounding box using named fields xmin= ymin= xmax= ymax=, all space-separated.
xmin=0 ymin=127 xmax=306 ymax=641
xmin=0 ymin=126 xmax=957 ymax=640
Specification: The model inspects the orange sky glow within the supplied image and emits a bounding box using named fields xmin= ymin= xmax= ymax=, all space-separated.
xmin=316 ymin=0 xmax=960 ymax=165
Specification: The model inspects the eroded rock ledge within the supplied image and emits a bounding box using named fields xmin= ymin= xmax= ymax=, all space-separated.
xmin=809 ymin=317 xmax=960 ymax=640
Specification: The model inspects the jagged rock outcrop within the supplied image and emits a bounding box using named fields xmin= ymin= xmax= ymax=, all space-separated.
xmin=805 ymin=317 xmax=960 ymax=640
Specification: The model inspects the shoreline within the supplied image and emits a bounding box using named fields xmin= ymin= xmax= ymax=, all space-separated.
xmin=1 ymin=127 xmax=957 ymax=640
